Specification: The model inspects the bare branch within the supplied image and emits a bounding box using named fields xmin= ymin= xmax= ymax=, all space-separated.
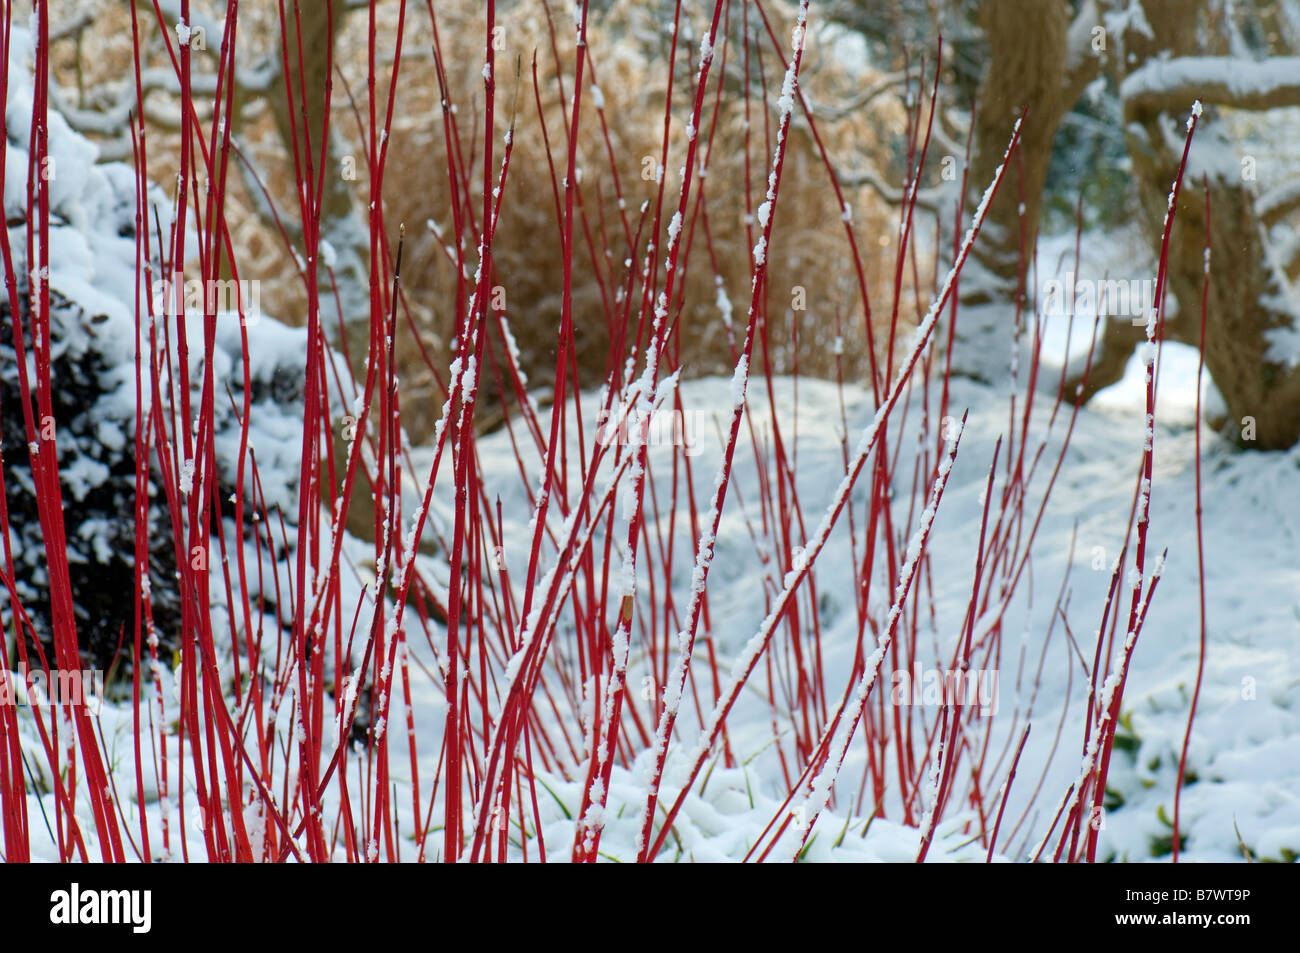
xmin=837 ymin=162 xmax=944 ymax=212
xmin=50 ymin=10 xmax=95 ymax=44
xmin=812 ymin=70 xmax=908 ymax=121
xmin=1259 ymin=180 xmax=1300 ymax=227
xmin=1122 ymin=56 xmax=1300 ymax=115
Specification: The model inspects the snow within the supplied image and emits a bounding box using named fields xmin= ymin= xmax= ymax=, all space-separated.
xmin=1121 ymin=56 xmax=1300 ymax=109
xmin=730 ymin=354 xmax=749 ymax=406
xmin=698 ymin=35 xmax=713 ymax=68
xmin=5 ymin=11 xmax=1299 ymax=868
xmin=388 ymin=363 xmax=1300 ymax=862
xmin=666 ymin=211 xmax=682 ymax=247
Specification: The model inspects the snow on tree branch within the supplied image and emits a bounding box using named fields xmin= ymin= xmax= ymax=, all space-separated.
xmin=1122 ymin=56 xmax=1300 ymax=115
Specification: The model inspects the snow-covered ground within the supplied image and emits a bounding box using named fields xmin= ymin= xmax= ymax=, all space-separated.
xmin=14 ymin=362 xmax=1297 ymax=862
xmin=389 ymin=363 xmax=1299 ymax=862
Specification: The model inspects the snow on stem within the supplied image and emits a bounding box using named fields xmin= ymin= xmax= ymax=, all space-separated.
xmin=645 ymin=118 xmax=1025 ymax=861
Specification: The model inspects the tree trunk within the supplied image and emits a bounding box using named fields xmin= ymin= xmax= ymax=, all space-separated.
xmin=1111 ymin=0 xmax=1300 ymax=449
xmin=265 ymin=3 xmax=385 ymax=544
xmin=950 ymin=0 xmax=1088 ymax=383
xmin=266 ymin=0 xmax=371 ymax=344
